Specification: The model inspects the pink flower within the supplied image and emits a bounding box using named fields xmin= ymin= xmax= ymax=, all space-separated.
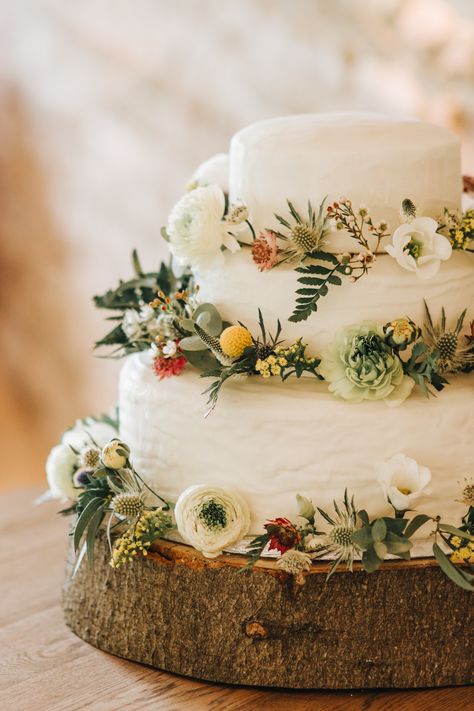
xmin=153 ymin=354 xmax=187 ymax=380
xmin=251 ymin=230 xmax=279 ymax=271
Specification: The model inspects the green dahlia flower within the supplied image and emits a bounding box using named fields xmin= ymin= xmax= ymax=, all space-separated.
xmin=319 ymin=322 xmax=415 ymax=406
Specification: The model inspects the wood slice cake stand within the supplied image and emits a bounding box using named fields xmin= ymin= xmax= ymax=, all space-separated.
xmin=63 ymin=535 xmax=473 ymax=689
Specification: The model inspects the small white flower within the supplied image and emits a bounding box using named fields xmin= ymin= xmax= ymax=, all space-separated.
xmin=122 ymin=309 xmax=143 ymax=340
xmin=225 ymin=203 xmax=249 ymax=225
xmin=162 ymin=340 xmax=177 ymax=358
xmin=277 ymin=549 xmax=312 ymax=575
xmin=101 ymin=440 xmax=130 ymax=470
xmin=174 ymin=484 xmax=250 ymax=558
xmin=46 ymin=443 xmax=79 ymax=501
xmin=376 ymin=453 xmax=432 ymax=513
xmin=166 ymin=185 xmax=242 ymax=270
xmin=385 ymin=216 xmax=452 ymax=280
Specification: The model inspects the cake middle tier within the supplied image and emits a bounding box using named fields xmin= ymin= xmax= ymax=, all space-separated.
xmin=196 ymin=250 xmax=473 ymax=352
xmin=119 ymin=353 xmax=472 ymax=535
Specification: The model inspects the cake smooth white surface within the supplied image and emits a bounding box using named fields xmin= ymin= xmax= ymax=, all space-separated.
xmin=119 ymin=352 xmax=472 ymax=536
xmin=230 ymin=113 xmax=462 ymax=253
xmin=197 ymin=250 xmax=474 ymax=353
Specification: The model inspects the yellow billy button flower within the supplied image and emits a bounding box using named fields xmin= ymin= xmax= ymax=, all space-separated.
xmin=219 ymin=325 xmax=253 ymax=358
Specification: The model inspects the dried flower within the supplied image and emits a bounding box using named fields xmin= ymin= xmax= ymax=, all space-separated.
xmin=219 ymin=325 xmax=253 ymax=358
xmin=112 ymin=492 xmax=145 ymax=519
xmin=277 ymin=549 xmax=312 ymax=578
xmin=456 ymin=478 xmax=474 ymax=508
xmin=424 ymin=302 xmax=474 ymax=374
xmin=251 ymin=230 xmax=280 ymax=271
xmin=153 ymin=354 xmax=187 ymax=379
xmin=383 ymin=317 xmax=421 ymax=351
xmin=79 ymin=445 xmax=101 ymax=469
xmin=264 ymin=517 xmax=301 ymax=554
xmin=110 ymin=508 xmax=173 ymax=568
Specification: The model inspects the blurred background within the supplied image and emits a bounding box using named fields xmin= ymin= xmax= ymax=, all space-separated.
xmin=1 ymin=0 xmax=473 ymax=489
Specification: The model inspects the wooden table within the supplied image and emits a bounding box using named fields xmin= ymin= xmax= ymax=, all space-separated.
xmin=0 ymin=489 xmax=472 ymax=711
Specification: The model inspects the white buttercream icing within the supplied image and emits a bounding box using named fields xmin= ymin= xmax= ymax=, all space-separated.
xmin=119 ymin=353 xmax=473 ymax=537
xmin=229 ymin=113 xmax=462 ymax=253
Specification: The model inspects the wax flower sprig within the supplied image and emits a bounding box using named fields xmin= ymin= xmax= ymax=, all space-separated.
xmin=289 ymin=198 xmax=389 ymax=323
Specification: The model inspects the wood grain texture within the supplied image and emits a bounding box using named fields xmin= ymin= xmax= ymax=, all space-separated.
xmin=0 ymin=488 xmax=472 ymax=710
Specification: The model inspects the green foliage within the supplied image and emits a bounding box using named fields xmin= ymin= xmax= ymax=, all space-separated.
xmin=289 ymin=252 xmax=349 ymax=322
xmin=433 ymin=543 xmax=474 ymax=591
xmin=352 ymin=513 xmax=424 ymax=573
xmin=402 ymin=342 xmax=449 ymax=396
xmin=93 ymin=251 xmax=190 ymax=355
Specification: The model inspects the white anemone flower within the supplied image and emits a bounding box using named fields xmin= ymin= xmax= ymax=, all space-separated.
xmin=46 ymin=443 xmax=80 ymax=501
xmin=166 ymin=185 xmax=242 ymax=270
xmin=385 ymin=216 xmax=452 ymax=280
xmin=174 ymin=484 xmax=250 ymax=558
xmin=46 ymin=418 xmax=118 ymax=501
xmin=376 ymin=453 xmax=432 ymax=513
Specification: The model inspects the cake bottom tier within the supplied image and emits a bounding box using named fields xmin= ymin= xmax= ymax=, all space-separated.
xmin=119 ymin=353 xmax=472 ymax=534
xmin=63 ymin=535 xmax=474 ymax=689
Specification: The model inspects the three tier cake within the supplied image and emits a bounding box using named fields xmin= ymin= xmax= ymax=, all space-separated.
xmin=48 ymin=113 xmax=474 ymax=688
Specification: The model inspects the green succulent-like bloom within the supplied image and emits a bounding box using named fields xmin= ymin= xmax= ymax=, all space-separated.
xmin=383 ymin=317 xmax=421 ymax=351
xmin=319 ymin=322 xmax=415 ymax=406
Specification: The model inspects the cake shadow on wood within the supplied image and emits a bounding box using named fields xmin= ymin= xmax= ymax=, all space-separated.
xmin=63 ymin=535 xmax=473 ymax=690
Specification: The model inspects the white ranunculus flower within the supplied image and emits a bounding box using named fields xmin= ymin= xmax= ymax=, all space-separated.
xmin=190 ymin=153 xmax=229 ymax=192
xmin=122 ymin=309 xmax=143 ymax=340
xmin=174 ymin=484 xmax=251 ymax=558
xmin=385 ymin=216 xmax=452 ymax=280
xmin=376 ymin=452 xmax=432 ymax=513
xmin=46 ymin=443 xmax=79 ymax=501
xmin=62 ymin=420 xmax=118 ymax=453
xmin=166 ymin=185 xmax=241 ymax=270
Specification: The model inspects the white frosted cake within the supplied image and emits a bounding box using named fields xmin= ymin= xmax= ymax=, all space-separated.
xmin=117 ymin=113 xmax=473 ymax=542
xmin=47 ymin=111 xmax=474 ymax=691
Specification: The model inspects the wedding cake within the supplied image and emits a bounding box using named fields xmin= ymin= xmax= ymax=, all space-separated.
xmin=48 ymin=112 xmax=474 ymax=587
xmin=49 ymin=112 xmax=474 ymax=690
xmin=118 ymin=113 xmax=473 ymax=542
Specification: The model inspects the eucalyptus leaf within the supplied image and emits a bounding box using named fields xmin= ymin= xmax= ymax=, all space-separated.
xmin=404 ymin=514 xmax=432 ymax=539
xmin=437 ymin=524 xmax=474 ymax=543
xmin=73 ymin=497 xmax=104 ymax=552
xmin=433 ymin=543 xmax=474 ymax=591
xmin=372 ymin=518 xmax=387 ymax=543
xmin=86 ymin=508 xmax=105 ymax=567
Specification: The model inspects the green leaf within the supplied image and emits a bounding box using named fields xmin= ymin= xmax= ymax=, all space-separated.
xmin=72 ymin=541 xmax=87 ymax=579
xmin=295 ymin=264 xmax=331 ymax=275
xmin=404 ymin=514 xmax=432 ymax=539
xmin=362 ymin=547 xmax=383 ymax=573
xmin=86 ymin=508 xmax=105 ymax=567
xmin=327 ymin=274 xmax=342 ymax=285
xmin=372 ymin=518 xmax=387 ymax=543
xmin=352 ymin=526 xmax=373 ymax=549
xmin=373 ymin=541 xmax=388 ymax=559
xmin=433 ymin=543 xmax=474 ymax=591
xmin=357 ymin=510 xmax=370 ymax=526
xmin=73 ymin=498 xmax=104 ymax=552
xmin=438 ymin=524 xmax=474 ymax=543
xmin=385 ymin=531 xmax=412 ymax=554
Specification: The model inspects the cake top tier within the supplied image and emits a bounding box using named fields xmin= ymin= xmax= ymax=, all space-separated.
xmin=229 ymin=112 xmax=461 ymax=253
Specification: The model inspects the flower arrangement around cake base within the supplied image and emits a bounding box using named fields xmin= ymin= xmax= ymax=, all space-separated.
xmin=43 ymin=425 xmax=474 ymax=592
